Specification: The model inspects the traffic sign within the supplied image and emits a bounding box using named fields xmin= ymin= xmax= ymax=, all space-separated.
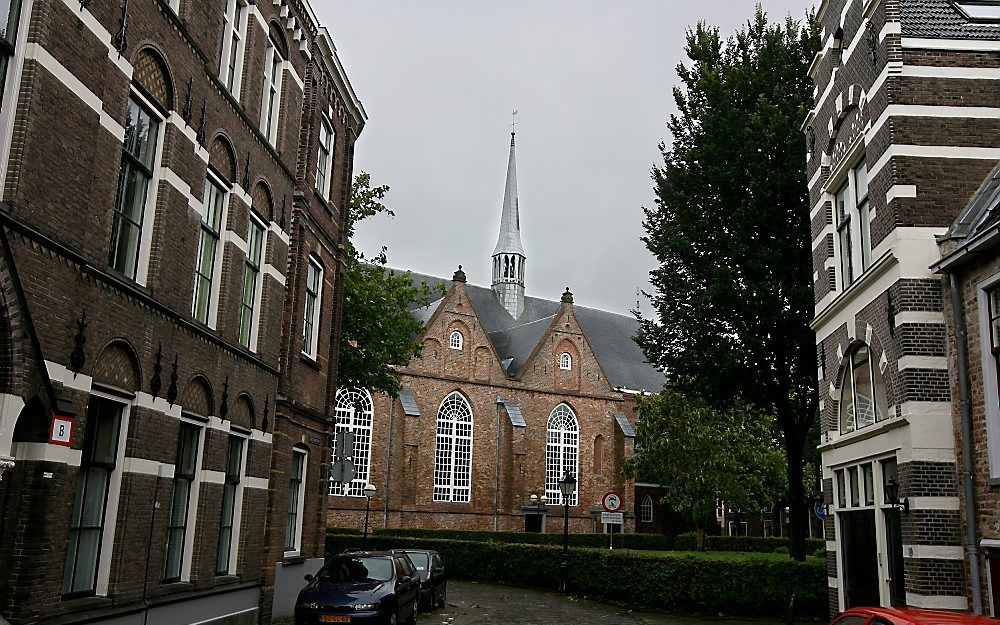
xmin=601 ymin=512 xmax=624 ymax=525
xmin=813 ymin=502 xmax=827 ymax=521
xmin=601 ymin=491 xmax=622 ymax=513
xmin=49 ymin=414 xmax=74 ymax=447
xmin=331 ymin=431 xmax=357 ymax=485
xmin=330 ymin=459 xmax=356 ymax=485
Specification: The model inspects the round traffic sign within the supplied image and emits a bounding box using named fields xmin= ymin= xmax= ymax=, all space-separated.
xmin=602 ymin=491 xmax=623 ymax=513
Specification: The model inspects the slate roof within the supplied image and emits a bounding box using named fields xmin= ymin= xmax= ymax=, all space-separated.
xmin=901 ymin=0 xmax=1000 ymax=39
xmin=944 ymin=160 xmax=1000 ymax=240
xmin=401 ymin=270 xmax=666 ymax=393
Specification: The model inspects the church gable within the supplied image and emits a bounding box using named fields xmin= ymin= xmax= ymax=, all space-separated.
xmin=406 ymin=273 xmax=507 ymax=384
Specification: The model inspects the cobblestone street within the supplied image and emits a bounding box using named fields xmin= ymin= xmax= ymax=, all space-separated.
xmin=429 ymin=581 xmax=784 ymax=625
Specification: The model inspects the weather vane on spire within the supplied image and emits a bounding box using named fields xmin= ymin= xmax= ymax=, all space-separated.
xmin=511 ymin=109 xmax=518 ymax=135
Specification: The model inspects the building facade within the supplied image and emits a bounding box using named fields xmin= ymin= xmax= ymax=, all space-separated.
xmin=0 ymin=1 xmax=364 ymax=625
xmin=327 ymin=134 xmax=666 ymax=535
xmin=804 ymin=0 xmax=999 ymax=614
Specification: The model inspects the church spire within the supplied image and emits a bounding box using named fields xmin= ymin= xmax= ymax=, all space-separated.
xmin=492 ymin=126 xmax=526 ymax=319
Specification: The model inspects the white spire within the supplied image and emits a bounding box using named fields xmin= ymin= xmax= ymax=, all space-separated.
xmin=492 ymin=133 xmax=525 ymax=257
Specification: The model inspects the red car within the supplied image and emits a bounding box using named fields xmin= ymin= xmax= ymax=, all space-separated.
xmin=833 ymin=607 xmax=1000 ymax=625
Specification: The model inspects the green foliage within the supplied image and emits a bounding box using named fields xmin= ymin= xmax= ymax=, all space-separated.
xmin=674 ymin=532 xmax=824 ymax=554
xmin=637 ymin=6 xmax=821 ymax=559
xmin=326 ymin=534 xmax=827 ymax=618
xmin=337 ymin=172 xmax=442 ymax=397
xmin=625 ymin=390 xmax=786 ymax=533
xmin=370 ymin=527 xmax=672 ymax=551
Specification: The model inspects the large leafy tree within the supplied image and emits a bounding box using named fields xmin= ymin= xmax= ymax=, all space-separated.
xmin=625 ymin=390 xmax=787 ymax=549
xmin=637 ymin=8 xmax=820 ymax=559
xmin=337 ymin=172 xmax=439 ymax=397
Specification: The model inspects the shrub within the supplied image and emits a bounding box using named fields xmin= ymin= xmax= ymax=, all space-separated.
xmin=673 ymin=532 xmax=824 ymax=554
xmin=326 ymin=534 xmax=827 ymax=618
xmin=369 ymin=527 xmax=673 ymax=551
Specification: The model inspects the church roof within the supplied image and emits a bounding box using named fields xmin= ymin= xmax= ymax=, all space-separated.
xmin=404 ymin=270 xmax=666 ymax=393
xmin=492 ymin=133 xmax=526 ymax=257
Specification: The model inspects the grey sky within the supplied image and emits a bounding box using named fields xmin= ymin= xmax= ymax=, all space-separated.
xmin=318 ymin=1 xmax=813 ymax=317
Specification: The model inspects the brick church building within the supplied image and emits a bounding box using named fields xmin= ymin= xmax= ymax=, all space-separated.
xmin=327 ymin=134 xmax=666 ymax=534
xmin=0 ymin=1 xmax=364 ymax=624
xmin=804 ymin=0 xmax=999 ymax=615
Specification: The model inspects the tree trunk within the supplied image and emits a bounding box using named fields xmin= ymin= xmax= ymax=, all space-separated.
xmin=785 ymin=433 xmax=808 ymax=561
xmin=696 ymin=525 xmax=706 ymax=551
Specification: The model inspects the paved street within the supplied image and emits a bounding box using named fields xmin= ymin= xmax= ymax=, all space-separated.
xmin=428 ymin=581 xmax=784 ymax=625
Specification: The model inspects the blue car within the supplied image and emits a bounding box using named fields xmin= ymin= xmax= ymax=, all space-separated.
xmin=295 ymin=552 xmax=420 ymax=625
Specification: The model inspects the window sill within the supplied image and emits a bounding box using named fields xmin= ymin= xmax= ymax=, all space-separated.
xmin=818 ymin=415 xmax=909 ymax=452
xmin=300 ymin=352 xmax=321 ymax=371
xmin=213 ymin=574 xmax=239 ymax=586
xmin=59 ymin=594 xmax=112 ymax=609
xmin=283 ymin=553 xmax=306 ymax=565
xmin=313 ymin=189 xmax=336 ymax=216
xmin=811 ymin=250 xmax=896 ymax=330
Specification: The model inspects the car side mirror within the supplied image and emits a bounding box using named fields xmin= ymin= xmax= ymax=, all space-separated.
xmin=304 ymin=574 xmax=314 ymax=582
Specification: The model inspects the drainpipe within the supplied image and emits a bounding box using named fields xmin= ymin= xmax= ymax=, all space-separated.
xmin=383 ymin=399 xmax=394 ymax=529
xmin=950 ymin=271 xmax=984 ymax=614
xmin=494 ymin=396 xmax=504 ymax=532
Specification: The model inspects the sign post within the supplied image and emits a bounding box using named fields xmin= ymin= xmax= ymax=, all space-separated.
xmin=601 ymin=491 xmax=623 ymax=549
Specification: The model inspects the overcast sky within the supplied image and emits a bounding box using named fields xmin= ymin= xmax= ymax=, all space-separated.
xmin=317 ymin=1 xmax=813 ymax=317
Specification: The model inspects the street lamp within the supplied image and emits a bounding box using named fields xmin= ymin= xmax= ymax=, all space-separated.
xmin=362 ymin=483 xmax=377 ymax=547
xmin=558 ymin=471 xmax=577 ymax=595
xmin=884 ymin=478 xmax=909 ymax=513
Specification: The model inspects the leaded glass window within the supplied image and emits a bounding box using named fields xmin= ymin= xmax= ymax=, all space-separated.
xmin=546 ymin=403 xmax=579 ymax=506
xmin=433 ymin=392 xmax=473 ymax=503
xmin=839 ymin=343 xmax=889 ymax=434
xmin=329 ymin=388 xmax=373 ymax=497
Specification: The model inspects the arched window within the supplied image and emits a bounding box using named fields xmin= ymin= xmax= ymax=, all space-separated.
xmin=433 ymin=392 xmax=473 ymax=503
xmin=559 ymin=352 xmax=572 ymax=370
xmin=546 ymin=403 xmax=579 ymax=506
xmin=330 ymin=388 xmax=373 ymax=497
xmin=449 ymin=331 xmax=463 ymax=351
xmin=839 ymin=343 xmax=889 ymax=434
xmin=639 ymin=495 xmax=654 ymax=523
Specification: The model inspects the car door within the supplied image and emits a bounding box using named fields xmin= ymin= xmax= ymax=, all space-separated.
xmin=432 ymin=553 xmax=446 ymax=596
xmin=394 ymin=556 xmax=418 ymax=617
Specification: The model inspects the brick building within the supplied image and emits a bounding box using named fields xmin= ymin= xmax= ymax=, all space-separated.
xmin=804 ymin=0 xmax=999 ymax=614
xmin=0 ymin=1 xmax=364 ymax=625
xmin=327 ymin=134 xmax=666 ymax=535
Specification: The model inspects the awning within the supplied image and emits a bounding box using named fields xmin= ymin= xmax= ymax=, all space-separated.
xmin=398 ymin=388 xmax=420 ymax=416
xmin=613 ymin=412 xmax=636 ymax=438
xmin=504 ymin=401 xmax=527 ymax=428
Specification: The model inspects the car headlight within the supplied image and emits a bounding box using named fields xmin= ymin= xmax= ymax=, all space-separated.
xmin=353 ymin=603 xmax=378 ymax=611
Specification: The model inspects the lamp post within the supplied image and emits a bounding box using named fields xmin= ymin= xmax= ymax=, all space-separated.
xmin=362 ymin=483 xmax=377 ymax=548
xmin=558 ymin=471 xmax=577 ymax=595
xmin=885 ymin=478 xmax=909 ymax=513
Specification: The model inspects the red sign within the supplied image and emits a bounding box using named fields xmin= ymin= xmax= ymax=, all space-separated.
xmin=49 ymin=414 xmax=75 ymax=447
xmin=602 ymin=491 xmax=623 ymax=513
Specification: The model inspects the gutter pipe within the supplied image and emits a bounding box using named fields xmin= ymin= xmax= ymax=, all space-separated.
xmin=950 ymin=270 xmax=984 ymax=614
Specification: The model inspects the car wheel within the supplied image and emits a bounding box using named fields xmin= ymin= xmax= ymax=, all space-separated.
xmin=388 ymin=612 xmax=398 ymax=625
xmin=405 ymin=602 xmax=418 ymax=625
xmin=437 ymin=585 xmax=446 ymax=608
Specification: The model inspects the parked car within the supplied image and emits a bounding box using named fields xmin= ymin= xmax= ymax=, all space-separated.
xmin=295 ymin=551 xmax=420 ymax=625
xmin=393 ymin=549 xmax=447 ymax=611
xmin=831 ymin=607 xmax=1000 ymax=625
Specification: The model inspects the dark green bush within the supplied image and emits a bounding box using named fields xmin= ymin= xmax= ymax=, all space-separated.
xmin=369 ymin=527 xmax=673 ymax=551
xmin=326 ymin=534 xmax=826 ymax=618
xmin=674 ymin=532 xmax=824 ymax=554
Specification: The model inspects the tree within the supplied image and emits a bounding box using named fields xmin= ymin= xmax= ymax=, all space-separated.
xmin=624 ymin=390 xmax=787 ymax=549
xmin=337 ymin=172 xmax=440 ymax=397
xmin=637 ymin=8 xmax=820 ymax=559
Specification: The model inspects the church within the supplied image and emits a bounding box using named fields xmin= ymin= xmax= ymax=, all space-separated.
xmin=326 ymin=134 xmax=666 ymax=534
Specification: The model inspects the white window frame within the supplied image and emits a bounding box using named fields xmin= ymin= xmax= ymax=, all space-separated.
xmin=449 ymin=331 xmax=463 ymax=351
xmin=259 ymin=35 xmax=284 ymax=145
xmin=330 ymin=388 xmax=373 ymax=497
xmin=315 ymin=115 xmax=335 ymax=200
xmin=110 ymin=89 xmax=166 ymax=287
xmin=220 ymin=0 xmax=248 ymax=98
xmin=433 ymin=391 xmax=474 ymax=503
xmin=545 ymin=403 xmax=579 ymax=507
xmin=833 ymin=158 xmax=871 ymax=292
xmin=979 ymin=272 xmax=1000 ymax=479
xmin=215 ymin=433 xmax=247 ymax=576
xmin=164 ymin=421 xmax=203 ymax=583
xmin=194 ymin=170 xmax=228 ymax=327
xmin=639 ymin=495 xmax=653 ymax=523
xmin=302 ymin=255 xmax=323 ymax=359
xmin=838 ymin=342 xmax=888 ymax=435
xmin=239 ymin=213 xmax=267 ymax=350
xmin=559 ymin=352 xmax=572 ymax=370
xmin=284 ymin=447 xmax=307 ymax=555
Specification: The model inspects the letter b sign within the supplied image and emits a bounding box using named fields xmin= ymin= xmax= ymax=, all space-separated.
xmin=49 ymin=415 xmax=74 ymax=447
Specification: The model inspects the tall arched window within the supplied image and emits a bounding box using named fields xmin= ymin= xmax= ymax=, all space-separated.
xmin=433 ymin=392 xmax=473 ymax=503
xmin=839 ymin=343 xmax=889 ymax=434
xmin=330 ymin=388 xmax=373 ymax=497
xmin=639 ymin=495 xmax=654 ymax=523
xmin=546 ymin=403 xmax=579 ymax=506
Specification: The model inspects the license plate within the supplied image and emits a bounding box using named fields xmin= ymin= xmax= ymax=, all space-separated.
xmin=320 ymin=616 xmax=350 ymax=623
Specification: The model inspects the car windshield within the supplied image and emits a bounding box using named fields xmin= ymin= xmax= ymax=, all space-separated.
xmin=405 ymin=552 xmax=429 ymax=571
xmin=318 ymin=557 xmax=394 ymax=582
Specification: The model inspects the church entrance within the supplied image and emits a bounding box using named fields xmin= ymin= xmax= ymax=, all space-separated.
xmin=524 ymin=512 xmax=545 ymax=533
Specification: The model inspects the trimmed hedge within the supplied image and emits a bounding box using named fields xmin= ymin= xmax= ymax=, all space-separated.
xmin=674 ymin=532 xmax=825 ymax=554
xmin=326 ymin=534 xmax=826 ymax=618
xmin=370 ymin=527 xmax=673 ymax=551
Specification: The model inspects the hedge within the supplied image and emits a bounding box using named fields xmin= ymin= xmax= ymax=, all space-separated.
xmin=370 ymin=527 xmax=673 ymax=551
xmin=326 ymin=534 xmax=826 ymax=618
xmin=674 ymin=532 xmax=825 ymax=554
